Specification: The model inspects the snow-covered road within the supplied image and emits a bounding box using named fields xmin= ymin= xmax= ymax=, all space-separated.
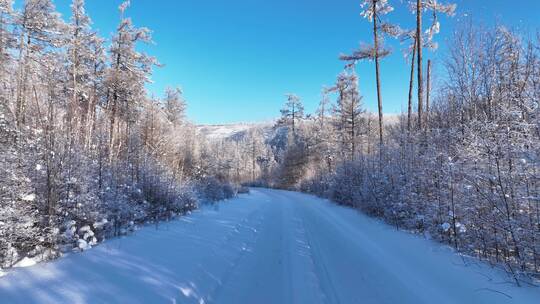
xmin=0 ymin=188 xmax=538 ymax=304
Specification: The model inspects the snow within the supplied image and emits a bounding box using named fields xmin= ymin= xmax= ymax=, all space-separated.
xmin=197 ymin=122 xmax=273 ymax=141
xmin=20 ymin=193 xmax=36 ymax=202
xmin=77 ymin=239 xmax=91 ymax=251
xmin=93 ymin=219 xmax=108 ymax=229
xmin=78 ymin=225 xmax=92 ymax=233
xmin=13 ymin=257 xmax=36 ymax=268
xmin=0 ymin=188 xmax=538 ymax=303
xmin=441 ymin=222 xmax=451 ymax=232
xmin=197 ymin=124 xmax=255 ymax=140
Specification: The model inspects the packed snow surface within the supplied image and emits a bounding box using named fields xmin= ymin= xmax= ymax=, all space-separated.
xmin=0 ymin=189 xmax=538 ymax=303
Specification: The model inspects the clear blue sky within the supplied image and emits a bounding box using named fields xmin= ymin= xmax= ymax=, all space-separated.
xmin=49 ymin=0 xmax=540 ymax=124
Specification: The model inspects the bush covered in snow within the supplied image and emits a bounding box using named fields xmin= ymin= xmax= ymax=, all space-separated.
xmin=195 ymin=177 xmax=237 ymax=203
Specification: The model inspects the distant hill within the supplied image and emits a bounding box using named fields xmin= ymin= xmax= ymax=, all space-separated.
xmin=197 ymin=122 xmax=275 ymax=141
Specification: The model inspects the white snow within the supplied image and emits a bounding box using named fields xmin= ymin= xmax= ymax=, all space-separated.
xmin=13 ymin=257 xmax=36 ymax=268
xmin=197 ymin=124 xmax=255 ymax=140
xmin=197 ymin=122 xmax=273 ymax=141
xmin=0 ymin=188 xmax=538 ymax=303
xmin=77 ymin=239 xmax=91 ymax=251
xmin=20 ymin=194 xmax=36 ymax=202
xmin=93 ymin=219 xmax=108 ymax=229
xmin=441 ymin=222 xmax=451 ymax=232
xmin=78 ymin=225 xmax=91 ymax=233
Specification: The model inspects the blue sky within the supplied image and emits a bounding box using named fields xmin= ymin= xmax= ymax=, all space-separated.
xmin=49 ymin=0 xmax=540 ymax=124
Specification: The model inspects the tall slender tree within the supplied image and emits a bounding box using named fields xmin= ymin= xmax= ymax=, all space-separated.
xmin=0 ymin=0 xmax=15 ymax=98
xmin=14 ymin=0 xmax=65 ymax=128
xmin=426 ymin=59 xmax=432 ymax=128
xmin=406 ymin=33 xmax=417 ymax=133
xmin=106 ymin=0 xmax=156 ymax=161
xmin=416 ymin=0 xmax=424 ymax=129
xmin=330 ymin=67 xmax=364 ymax=161
xmin=411 ymin=0 xmax=456 ymax=130
xmin=279 ymin=93 xmax=304 ymax=137
xmin=341 ymin=0 xmax=395 ymax=148
xmin=67 ymin=0 xmax=99 ymax=145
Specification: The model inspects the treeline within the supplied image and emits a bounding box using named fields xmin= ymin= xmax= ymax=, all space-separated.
xmin=240 ymin=8 xmax=540 ymax=284
xmin=0 ymin=0 xmax=236 ymax=269
xmin=305 ymin=25 xmax=540 ymax=284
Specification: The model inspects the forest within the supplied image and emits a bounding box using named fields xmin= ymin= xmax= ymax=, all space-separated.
xmin=0 ymin=0 xmax=238 ymax=269
xmin=1 ymin=0 xmax=539 ymax=288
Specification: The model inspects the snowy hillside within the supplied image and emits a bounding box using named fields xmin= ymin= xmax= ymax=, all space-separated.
xmin=0 ymin=189 xmax=538 ymax=304
xmin=197 ymin=114 xmax=400 ymax=143
xmin=197 ymin=123 xmax=254 ymax=141
xmin=196 ymin=122 xmax=274 ymax=141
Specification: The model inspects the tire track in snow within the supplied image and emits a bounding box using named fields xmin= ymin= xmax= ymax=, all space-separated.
xmin=293 ymin=202 xmax=341 ymax=304
xmin=174 ymin=195 xmax=270 ymax=304
xmin=203 ymin=202 xmax=271 ymax=303
xmin=268 ymin=190 xmax=330 ymax=304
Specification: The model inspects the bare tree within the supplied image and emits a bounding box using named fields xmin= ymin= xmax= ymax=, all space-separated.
xmin=341 ymin=0 xmax=396 ymax=148
xmin=410 ymin=0 xmax=456 ymax=130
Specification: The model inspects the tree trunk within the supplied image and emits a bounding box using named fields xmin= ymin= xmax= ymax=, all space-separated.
xmin=416 ymin=0 xmax=423 ymax=130
xmin=426 ymin=59 xmax=432 ymax=131
xmin=407 ymin=36 xmax=417 ymax=133
xmin=373 ymin=1 xmax=384 ymax=148
xmin=15 ymin=31 xmax=29 ymax=128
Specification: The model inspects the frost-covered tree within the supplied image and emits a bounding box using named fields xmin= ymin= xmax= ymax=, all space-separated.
xmin=300 ymin=24 xmax=540 ymax=283
xmin=14 ymin=0 xmax=65 ymax=127
xmin=329 ymin=68 xmax=365 ymax=161
xmin=278 ymin=93 xmax=304 ymax=137
xmin=0 ymin=99 xmax=42 ymax=267
xmin=0 ymin=0 xmax=235 ymax=266
xmin=0 ymin=0 xmax=16 ymax=98
xmin=162 ymin=87 xmax=186 ymax=125
xmin=313 ymin=87 xmax=337 ymax=173
xmin=66 ymin=0 xmax=102 ymax=145
xmin=105 ymin=0 xmax=156 ymax=162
